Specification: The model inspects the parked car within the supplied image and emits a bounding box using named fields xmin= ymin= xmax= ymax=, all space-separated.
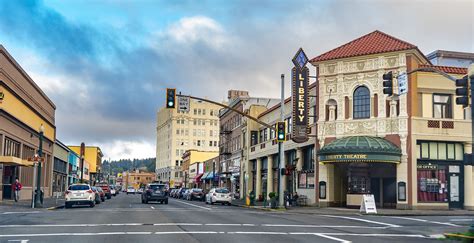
xmin=205 ymin=188 xmax=232 ymax=205
xmin=127 ymin=186 xmax=136 ymax=194
xmin=186 ymin=188 xmax=205 ymax=201
xmin=169 ymin=189 xmax=176 ymax=198
xmin=137 ymin=188 xmax=144 ymax=194
xmin=141 ymin=183 xmax=168 ymax=204
xmin=177 ymin=188 xmax=188 ymax=199
xmin=96 ymin=187 xmax=106 ymax=202
xmin=114 ymin=186 xmax=120 ymax=195
xmin=91 ymin=187 xmax=101 ymax=204
xmin=96 ymin=183 xmax=112 ymax=199
xmin=65 ymin=184 xmax=96 ymax=208
xmin=182 ymin=189 xmax=192 ymax=200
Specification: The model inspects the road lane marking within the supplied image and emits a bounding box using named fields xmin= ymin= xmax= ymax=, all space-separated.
xmin=314 ymin=233 xmax=351 ymax=243
xmin=388 ymin=216 xmax=460 ymax=227
xmin=205 ymin=224 xmax=243 ymax=226
xmin=154 ymin=231 xmax=217 ymax=234
xmin=172 ymin=200 xmax=212 ymax=210
xmin=450 ymin=219 xmax=474 ymax=222
xmin=320 ymin=215 xmax=401 ymax=228
xmin=153 ymin=223 xmax=202 ymax=226
xmin=7 ymin=240 xmax=29 ymax=243
xmin=1 ymin=211 xmax=41 ymax=215
xmin=261 ymin=224 xmax=388 ymax=229
xmin=150 ymin=206 xmax=155 ymax=209
xmin=322 ymin=233 xmax=428 ymax=238
xmin=228 ymin=232 xmax=288 ymax=235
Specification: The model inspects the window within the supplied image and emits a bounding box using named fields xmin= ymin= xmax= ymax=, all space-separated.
xmin=209 ymin=141 xmax=213 ymax=147
xmin=202 ymin=109 xmax=206 ymax=115
xmin=353 ymin=86 xmax=370 ymax=119
xmin=418 ymin=141 xmax=463 ymax=161
xmin=197 ymin=140 xmax=201 ymax=146
xmin=298 ymin=172 xmax=315 ymax=189
xmin=175 ymin=160 xmax=179 ymax=166
xmin=176 ymin=129 xmax=180 ymax=135
xmin=198 ymin=109 xmax=202 ymax=115
xmin=210 ymin=130 xmax=213 ymax=136
xmin=194 ymin=109 xmax=197 ymax=115
xmin=4 ymin=137 xmax=20 ymax=157
xmin=417 ymin=164 xmax=447 ymax=202
xmin=210 ymin=110 xmax=214 ymax=116
xmin=433 ymin=94 xmax=452 ymax=118
xmin=214 ymin=141 xmax=217 ymax=147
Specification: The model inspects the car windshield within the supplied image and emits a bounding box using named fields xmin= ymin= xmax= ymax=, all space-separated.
xmin=216 ymin=188 xmax=229 ymax=194
xmin=128 ymin=187 xmax=134 ymax=189
xmin=150 ymin=185 xmax=165 ymax=190
xmin=192 ymin=189 xmax=203 ymax=192
xmin=69 ymin=185 xmax=89 ymax=191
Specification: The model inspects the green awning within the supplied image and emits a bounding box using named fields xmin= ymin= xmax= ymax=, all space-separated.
xmin=319 ymin=136 xmax=401 ymax=164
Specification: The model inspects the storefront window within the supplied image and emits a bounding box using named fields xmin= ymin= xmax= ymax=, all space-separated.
xmin=429 ymin=142 xmax=438 ymax=159
xmin=447 ymin=144 xmax=455 ymax=160
xmin=298 ymin=172 xmax=314 ymax=189
xmin=417 ymin=164 xmax=448 ymax=202
xmin=347 ymin=164 xmax=370 ymax=194
xmin=418 ymin=141 xmax=463 ymax=161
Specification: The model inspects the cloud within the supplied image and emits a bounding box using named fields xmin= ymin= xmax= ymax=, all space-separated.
xmin=0 ymin=0 xmax=472 ymax=160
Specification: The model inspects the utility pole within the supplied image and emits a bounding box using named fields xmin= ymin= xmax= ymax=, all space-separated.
xmin=278 ymin=74 xmax=285 ymax=207
xmin=80 ymin=143 xmax=85 ymax=183
xmin=34 ymin=125 xmax=44 ymax=208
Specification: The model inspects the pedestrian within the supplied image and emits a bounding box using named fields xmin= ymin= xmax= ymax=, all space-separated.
xmin=13 ymin=177 xmax=22 ymax=202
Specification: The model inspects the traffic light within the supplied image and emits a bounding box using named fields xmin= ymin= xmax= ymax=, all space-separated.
xmin=382 ymin=71 xmax=394 ymax=96
xmin=166 ymin=88 xmax=176 ymax=109
xmin=455 ymin=76 xmax=469 ymax=107
xmin=277 ymin=122 xmax=286 ymax=142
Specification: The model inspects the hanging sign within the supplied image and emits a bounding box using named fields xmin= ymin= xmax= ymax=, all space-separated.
xmin=291 ymin=48 xmax=309 ymax=143
xmin=360 ymin=194 xmax=377 ymax=214
xmin=397 ymin=72 xmax=408 ymax=95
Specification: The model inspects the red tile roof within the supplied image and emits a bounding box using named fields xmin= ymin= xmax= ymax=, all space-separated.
xmin=310 ymin=30 xmax=417 ymax=62
xmin=419 ymin=64 xmax=467 ymax=75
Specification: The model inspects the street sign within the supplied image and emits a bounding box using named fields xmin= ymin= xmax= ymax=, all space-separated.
xmin=397 ymin=72 xmax=408 ymax=95
xmin=178 ymin=96 xmax=190 ymax=112
xmin=360 ymin=194 xmax=377 ymax=214
xmin=27 ymin=156 xmax=45 ymax=162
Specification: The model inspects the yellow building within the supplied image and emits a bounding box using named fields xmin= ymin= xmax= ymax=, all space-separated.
xmin=156 ymin=99 xmax=221 ymax=185
xmin=181 ymin=150 xmax=218 ymax=188
xmin=68 ymin=146 xmax=103 ymax=184
xmin=0 ymin=45 xmax=56 ymax=201
xmin=123 ymin=170 xmax=156 ymax=189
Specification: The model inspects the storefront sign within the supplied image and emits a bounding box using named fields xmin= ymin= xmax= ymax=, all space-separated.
xmin=291 ymin=48 xmax=309 ymax=143
xmin=319 ymin=153 xmax=400 ymax=163
xmin=417 ymin=164 xmax=438 ymax=170
xmin=360 ymin=194 xmax=377 ymax=214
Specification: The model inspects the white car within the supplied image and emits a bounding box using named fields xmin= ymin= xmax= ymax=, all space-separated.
xmin=110 ymin=188 xmax=116 ymax=196
xmin=127 ymin=186 xmax=136 ymax=194
xmin=205 ymin=188 xmax=232 ymax=205
xmin=65 ymin=184 xmax=96 ymax=208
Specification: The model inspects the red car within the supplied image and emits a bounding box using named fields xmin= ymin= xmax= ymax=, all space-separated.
xmin=96 ymin=183 xmax=112 ymax=199
xmin=95 ymin=187 xmax=106 ymax=202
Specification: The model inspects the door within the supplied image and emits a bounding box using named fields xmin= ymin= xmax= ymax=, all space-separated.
xmin=370 ymin=178 xmax=381 ymax=207
xmin=383 ymin=178 xmax=397 ymax=208
xmin=448 ymin=165 xmax=463 ymax=209
xmin=2 ymin=166 xmax=17 ymax=200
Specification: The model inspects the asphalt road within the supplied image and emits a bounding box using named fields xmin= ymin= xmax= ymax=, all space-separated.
xmin=0 ymin=193 xmax=470 ymax=243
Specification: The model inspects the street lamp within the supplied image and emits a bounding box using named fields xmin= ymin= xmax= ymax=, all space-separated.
xmin=34 ymin=124 xmax=45 ymax=208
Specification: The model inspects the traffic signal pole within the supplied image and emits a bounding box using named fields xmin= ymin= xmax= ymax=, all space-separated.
xmin=468 ymin=64 xmax=474 ymax=233
xmin=278 ymin=74 xmax=285 ymax=208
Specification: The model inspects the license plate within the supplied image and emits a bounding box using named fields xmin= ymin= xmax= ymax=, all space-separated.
xmin=74 ymin=193 xmax=83 ymax=197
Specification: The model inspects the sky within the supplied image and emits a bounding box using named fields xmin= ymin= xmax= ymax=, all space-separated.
xmin=0 ymin=0 xmax=473 ymax=160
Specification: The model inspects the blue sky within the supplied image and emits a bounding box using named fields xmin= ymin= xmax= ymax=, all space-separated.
xmin=0 ymin=0 xmax=472 ymax=159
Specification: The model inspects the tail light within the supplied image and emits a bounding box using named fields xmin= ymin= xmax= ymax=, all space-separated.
xmin=147 ymin=189 xmax=153 ymax=193
xmin=65 ymin=190 xmax=71 ymax=195
xmin=87 ymin=190 xmax=93 ymax=193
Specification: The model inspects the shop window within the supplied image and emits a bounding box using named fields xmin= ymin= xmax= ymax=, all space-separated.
xmin=347 ymin=164 xmax=370 ymax=194
xmin=417 ymin=164 xmax=448 ymax=202
xmin=429 ymin=142 xmax=438 ymax=160
xmin=298 ymin=172 xmax=315 ymax=189
xmin=353 ymin=86 xmax=370 ymax=119
xmin=418 ymin=141 xmax=463 ymax=161
xmin=433 ymin=94 xmax=452 ymax=119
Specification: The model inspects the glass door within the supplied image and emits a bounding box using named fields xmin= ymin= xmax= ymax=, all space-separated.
xmin=448 ymin=165 xmax=463 ymax=209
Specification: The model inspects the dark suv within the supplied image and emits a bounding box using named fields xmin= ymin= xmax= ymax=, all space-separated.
xmin=142 ymin=183 xmax=168 ymax=204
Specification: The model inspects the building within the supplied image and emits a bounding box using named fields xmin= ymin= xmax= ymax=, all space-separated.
xmin=245 ymin=86 xmax=317 ymax=203
xmin=68 ymin=146 xmax=103 ymax=184
xmin=123 ymin=170 xmax=156 ymax=189
xmin=82 ymin=160 xmax=90 ymax=183
xmin=0 ymin=45 xmax=56 ymax=201
xmin=180 ymin=150 xmax=218 ymax=188
xmin=53 ymin=140 xmax=69 ymax=196
xmin=201 ymin=156 xmax=219 ymax=190
xmin=426 ymin=50 xmax=474 ymax=68
xmin=156 ymin=99 xmax=221 ymax=187
xmin=311 ymin=30 xmax=473 ymax=210
xmin=218 ymin=90 xmax=280 ymax=198
xmin=67 ymin=150 xmax=80 ymax=185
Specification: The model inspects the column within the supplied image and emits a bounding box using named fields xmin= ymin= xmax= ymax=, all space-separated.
xmin=266 ymin=156 xmax=273 ymax=200
xmin=247 ymin=160 xmax=254 ymax=196
xmin=256 ymin=158 xmax=262 ymax=199
xmin=464 ymin=143 xmax=474 ymax=209
xmin=296 ymin=148 xmax=303 ymax=171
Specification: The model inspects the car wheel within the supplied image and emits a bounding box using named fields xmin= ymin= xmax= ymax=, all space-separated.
xmin=228 ymin=203 xmax=232 ymax=206
xmin=101 ymin=197 xmax=105 ymax=202
xmin=107 ymin=195 xmax=111 ymax=199
xmin=141 ymin=198 xmax=145 ymax=203
xmin=90 ymin=201 xmax=95 ymax=208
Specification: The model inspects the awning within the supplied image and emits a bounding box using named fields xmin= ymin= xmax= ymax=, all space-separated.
xmin=203 ymin=172 xmax=217 ymax=180
xmin=318 ymin=136 xmax=401 ymax=164
xmin=0 ymin=156 xmax=34 ymax=167
xmin=194 ymin=173 xmax=204 ymax=183
xmin=201 ymin=172 xmax=210 ymax=180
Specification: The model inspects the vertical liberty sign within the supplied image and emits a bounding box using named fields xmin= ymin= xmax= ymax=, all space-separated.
xmin=291 ymin=48 xmax=309 ymax=143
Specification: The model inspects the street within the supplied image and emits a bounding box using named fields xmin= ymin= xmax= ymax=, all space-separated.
xmin=0 ymin=194 xmax=470 ymax=243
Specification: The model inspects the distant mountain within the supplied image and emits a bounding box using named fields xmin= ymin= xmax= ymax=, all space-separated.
xmin=102 ymin=158 xmax=155 ymax=176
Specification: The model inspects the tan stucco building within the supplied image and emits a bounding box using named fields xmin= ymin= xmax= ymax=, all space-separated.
xmin=156 ymin=99 xmax=221 ymax=187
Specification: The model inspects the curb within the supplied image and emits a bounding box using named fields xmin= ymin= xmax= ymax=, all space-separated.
xmin=47 ymin=205 xmax=65 ymax=210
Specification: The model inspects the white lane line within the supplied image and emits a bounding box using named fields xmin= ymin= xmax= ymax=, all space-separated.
xmin=154 ymin=231 xmax=217 ymax=235
xmin=7 ymin=240 xmax=29 ymax=243
xmin=314 ymin=233 xmax=351 ymax=243
xmin=389 ymin=216 xmax=460 ymax=227
xmin=153 ymin=223 xmax=202 ymax=226
xmin=228 ymin=232 xmax=288 ymax=235
xmin=0 ymin=223 xmax=144 ymax=228
xmin=205 ymin=224 xmax=243 ymax=226
xmin=1 ymin=211 xmax=41 ymax=215
xmin=150 ymin=206 xmax=155 ymax=210
xmin=262 ymin=224 xmax=387 ymax=229
xmin=172 ymin=200 xmax=212 ymax=210
xmin=323 ymin=233 xmax=427 ymax=238
xmin=320 ymin=215 xmax=401 ymax=228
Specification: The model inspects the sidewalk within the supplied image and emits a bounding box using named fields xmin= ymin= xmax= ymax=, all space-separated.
xmin=232 ymin=199 xmax=474 ymax=216
xmin=0 ymin=197 xmax=65 ymax=211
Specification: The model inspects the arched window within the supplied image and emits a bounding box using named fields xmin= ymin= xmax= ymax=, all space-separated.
xmin=353 ymin=86 xmax=370 ymax=119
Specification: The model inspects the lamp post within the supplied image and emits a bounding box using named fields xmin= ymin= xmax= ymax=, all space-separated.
xmin=34 ymin=124 xmax=45 ymax=208
xmin=80 ymin=143 xmax=85 ymax=183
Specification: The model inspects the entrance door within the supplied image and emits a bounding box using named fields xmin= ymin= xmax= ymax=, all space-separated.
xmin=448 ymin=165 xmax=463 ymax=209
xmin=2 ymin=166 xmax=17 ymax=200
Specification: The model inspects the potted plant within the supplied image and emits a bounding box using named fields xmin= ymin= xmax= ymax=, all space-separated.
xmin=269 ymin=192 xmax=278 ymax=209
